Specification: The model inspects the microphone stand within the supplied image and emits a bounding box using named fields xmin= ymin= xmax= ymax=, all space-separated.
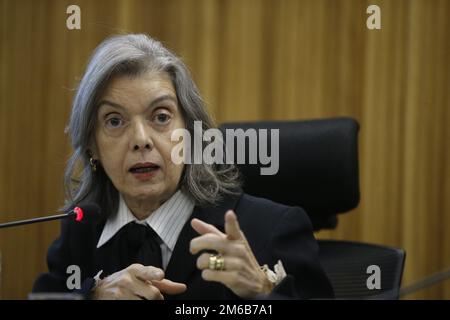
xmin=0 ymin=212 xmax=76 ymax=229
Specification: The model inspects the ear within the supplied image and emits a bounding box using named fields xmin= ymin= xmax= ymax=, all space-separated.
xmin=86 ymin=140 xmax=99 ymax=160
xmin=86 ymin=149 xmax=95 ymax=160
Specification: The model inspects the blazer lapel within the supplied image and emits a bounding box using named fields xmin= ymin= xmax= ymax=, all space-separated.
xmin=164 ymin=192 xmax=243 ymax=285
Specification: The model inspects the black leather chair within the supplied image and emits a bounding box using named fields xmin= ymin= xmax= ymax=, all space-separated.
xmin=220 ymin=117 xmax=359 ymax=231
xmin=318 ymin=240 xmax=405 ymax=299
xmin=219 ymin=117 xmax=406 ymax=299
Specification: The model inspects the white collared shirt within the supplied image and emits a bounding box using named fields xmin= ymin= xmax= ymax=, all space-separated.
xmin=97 ymin=190 xmax=195 ymax=270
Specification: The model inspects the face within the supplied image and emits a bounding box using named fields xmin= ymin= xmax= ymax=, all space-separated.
xmin=92 ymin=71 xmax=185 ymax=209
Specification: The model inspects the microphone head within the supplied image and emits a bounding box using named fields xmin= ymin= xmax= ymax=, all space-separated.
xmin=72 ymin=203 xmax=101 ymax=224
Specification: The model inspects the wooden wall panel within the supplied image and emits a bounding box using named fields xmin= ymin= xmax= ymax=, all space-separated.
xmin=0 ymin=0 xmax=448 ymax=299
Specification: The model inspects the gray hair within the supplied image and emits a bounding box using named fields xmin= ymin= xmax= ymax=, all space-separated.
xmin=63 ymin=34 xmax=240 ymax=216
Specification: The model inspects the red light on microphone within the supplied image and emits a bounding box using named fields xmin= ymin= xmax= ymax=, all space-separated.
xmin=73 ymin=207 xmax=84 ymax=222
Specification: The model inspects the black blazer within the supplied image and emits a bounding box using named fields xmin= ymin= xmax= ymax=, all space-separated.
xmin=33 ymin=192 xmax=333 ymax=299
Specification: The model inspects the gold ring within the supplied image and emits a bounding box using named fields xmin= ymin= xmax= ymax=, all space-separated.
xmin=209 ymin=254 xmax=226 ymax=271
xmin=215 ymin=255 xmax=225 ymax=270
xmin=209 ymin=254 xmax=218 ymax=270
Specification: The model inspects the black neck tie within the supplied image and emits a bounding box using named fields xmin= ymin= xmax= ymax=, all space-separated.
xmin=125 ymin=222 xmax=163 ymax=269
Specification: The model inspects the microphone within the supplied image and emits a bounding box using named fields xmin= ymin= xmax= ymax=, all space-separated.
xmin=0 ymin=203 xmax=101 ymax=229
xmin=359 ymin=266 xmax=450 ymax=300
xmin=398 ymin=266 xmax=450 ymax=298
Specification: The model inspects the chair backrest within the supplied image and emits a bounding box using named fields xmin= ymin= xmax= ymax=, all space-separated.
xmin=318 ymin=240 xmax=406 ymax=299
xmin=219 ymin=117 xmax=360 ymax=231
xmin=220 ymin=117 xmax=406 ymax=299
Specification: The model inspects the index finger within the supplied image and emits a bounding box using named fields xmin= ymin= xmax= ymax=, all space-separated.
xmin=224 ymin=210 xmax=242 ymax=240
xmin=128 ymin=264 xmax=165 ymax=282
xmin=151 ymin=279 xmax=187 ymax=295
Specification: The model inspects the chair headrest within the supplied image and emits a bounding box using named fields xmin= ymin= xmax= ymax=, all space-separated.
xmin=219 ymin=117 xmax=360 ymax=231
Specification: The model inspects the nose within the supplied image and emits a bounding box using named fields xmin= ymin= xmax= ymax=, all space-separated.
xmin=130 ymin=119 xmax=153 ymax=151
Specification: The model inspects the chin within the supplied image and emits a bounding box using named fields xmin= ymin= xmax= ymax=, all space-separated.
xmin=130 ymin=190 xmax=162 ymax=200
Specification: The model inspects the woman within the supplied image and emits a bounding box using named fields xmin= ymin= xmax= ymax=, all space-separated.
xmin=33 ymin=34 xmax=333 ymax=300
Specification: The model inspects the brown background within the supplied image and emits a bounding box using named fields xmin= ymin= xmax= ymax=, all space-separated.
xmin=0 ymin=0 xmax=449 ymax=299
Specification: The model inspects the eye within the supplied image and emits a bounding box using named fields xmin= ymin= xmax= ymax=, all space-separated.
xmin=105 ymin=115 xmax=125 ymax=129
xmin=153 ymin=111 xmax=172 ymax=125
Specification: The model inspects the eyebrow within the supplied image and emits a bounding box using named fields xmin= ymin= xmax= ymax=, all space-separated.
xmin=97 ymin=94 xmax=178 ymax=112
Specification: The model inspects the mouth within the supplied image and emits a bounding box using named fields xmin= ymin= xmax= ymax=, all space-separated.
xmin=129 ymin=162 xmax=160 ymax=179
